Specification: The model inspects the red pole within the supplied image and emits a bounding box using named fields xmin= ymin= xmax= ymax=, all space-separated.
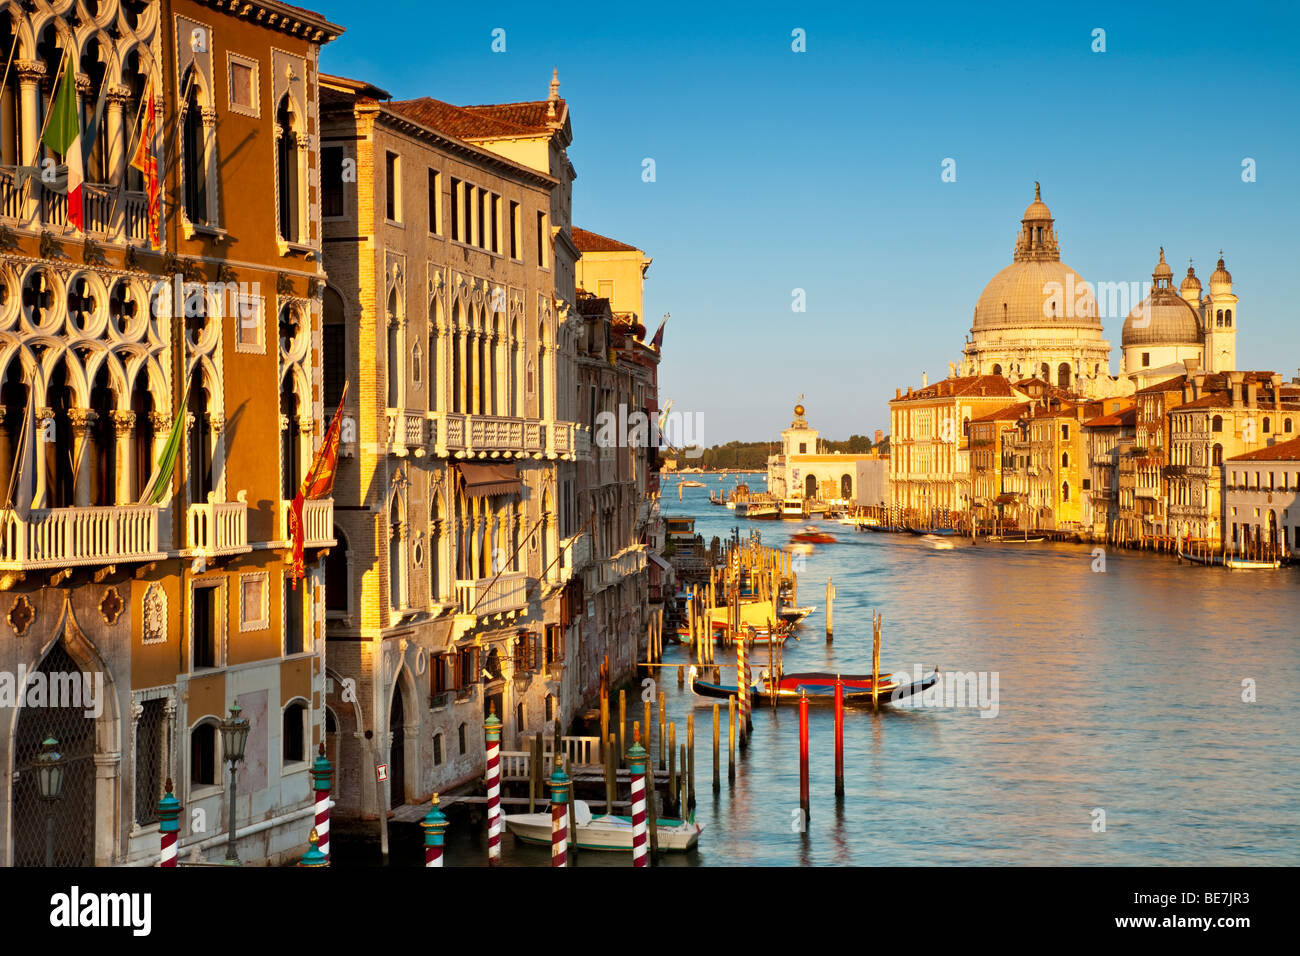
xmin=798 ymin=691 xmax=810 ymax=822
xmin=833 ymin=674 xmax=844 ymax=798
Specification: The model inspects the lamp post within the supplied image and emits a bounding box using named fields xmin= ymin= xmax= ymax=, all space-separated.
xmin=35 ymin=734 xmax=64 ymax=867
xmin=219 ymin=704 xmax=250 ymax=865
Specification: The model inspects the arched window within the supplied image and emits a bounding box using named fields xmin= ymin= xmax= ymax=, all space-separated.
xmin=283 ymin=702 xmax=307 ymax=764
xmin=1263 ymin=417 xmax=1271 ymax=434
xmin=386 ymin=289 xmax=402 ymax=409
xmin=79 ymin=37 xmax=109 ymax=185
xmin=89 ymin=365 xmax=116 ymax=506
xmin=1285 ymin=418 xmax=1293 ymax=434
xmin=1061 ymin=482 xmax=1069 ymax=502
xmin=1216 ymin=309 xmax=1223 ymax=327
xmin=180 ymin=67 xmax=210 ymax=224
xmin=452 ymin=302 xmax=464 ymax=413
xmin=1212 ymin=444 xmax=1223 ymax=466
xmin=190 ymin=720 xmax=218 ymax=787
xmin=1061 ymin=452 xmax=1069 ymax=468
xmin=1225 ymin=309 xmax=1232 ymax=327
xmin=433 ymin=733 xmax=443 ymax=766
xmin=275 ymin=94 xmax=303 ymax=242
xmin=46 ymin=356 xmax=76 ymax=508
xmin=429 ymin=493 xmax=444 ymax=600
xmin=0 ymin=17 xmax=22 ymax=166
xmin=1058 ymin=363 xmax=1071 ymax=390
xmin=280 ymin=373 xmax=301 ymax=500
xmin=991 ymin=363 xmax=1002 ymax=376
xmin=804 ymin=474 xmax=817 ymax=498
xmin=389 ymin=493 xmax=406 ymax=611
xmin=1212 ymin=415 xmax=1223 ymax=433
xmin=428 ymin=297 xmax=440 ymax=413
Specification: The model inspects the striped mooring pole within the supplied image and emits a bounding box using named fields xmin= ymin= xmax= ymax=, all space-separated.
xmin=484 ymin=704 xmax=503 ymax=866
xmin=421 ymin=794 xmax=449 ymax=866
xmin=549 ymin=758 xmax=571 ymax=867
xmin=158 ymin=778 xmax=180 ymax=867
xmin=737 ymin=627 xmax=751 ymax=740
xmin=311 ymin=743 xmax=333 ymax=861
xmin=627 ymin=722 xmax=649 ymax=868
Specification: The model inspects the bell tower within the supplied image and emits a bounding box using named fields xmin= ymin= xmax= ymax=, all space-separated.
xmin=1203 ymin=253 xmax=1237 ymax=373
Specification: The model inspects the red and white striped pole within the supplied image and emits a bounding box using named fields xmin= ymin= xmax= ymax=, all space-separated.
xmin=158 ymin=778 xmax=180 ymax=867
xmin=421 ymin=794 xmax=449 ymax=866
xmin=484 ymin=704 xmax=502 ymax=866
xmin=548 ymin=757 xmax=571 ymax=867
xmin=627 ymin=723 xmax=649 ymax=867
xmin=737 ymin=626 xmax=752 ymax=742
xmin=311 ymin=743 xmax=333 ymax=861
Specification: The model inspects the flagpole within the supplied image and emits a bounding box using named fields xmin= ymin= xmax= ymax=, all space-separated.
xmin=107 ymin=73 xmax=164 ymax=240
xmin=17 ymin=43 xmax=71 ymax=206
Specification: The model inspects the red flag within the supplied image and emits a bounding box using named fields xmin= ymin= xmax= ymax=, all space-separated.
xmin=129 ymin=83 xmax=160 ymax=249
xmin=289 ymin=383 xmax=348 ymax=587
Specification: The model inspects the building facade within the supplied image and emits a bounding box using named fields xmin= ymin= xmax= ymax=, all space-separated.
xmin=1224 ymin=437 xmax=1300 ymax=556
xmin=0 ymin=0 xmax=341 ymax=866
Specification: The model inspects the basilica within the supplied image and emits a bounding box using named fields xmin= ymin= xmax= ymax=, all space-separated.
xmin=958 ymin=185 xmax=1239 ymax=395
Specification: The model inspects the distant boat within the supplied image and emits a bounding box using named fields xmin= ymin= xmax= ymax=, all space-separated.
xmin=1179 ymin=548 xmax=1280 ymax=570
xmin=777 ymin=604 xmax=817 ymax=624
xmin=681 ymin=480 xmax=706 ymax=488
xmin=986 ymin=533 xmax=1045 ymax=543
xmin=791 ymin=526 xmax=836 ymax=544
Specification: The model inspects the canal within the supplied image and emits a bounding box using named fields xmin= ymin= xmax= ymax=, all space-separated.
xmin=339 ymin=475 xmax=1300 ymax=866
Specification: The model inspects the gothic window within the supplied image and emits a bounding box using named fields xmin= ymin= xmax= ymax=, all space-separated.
xmin=134 ymin=698 xmax=167 ymax=826
xmin=276 ymin=94 xmax=304 ymax=242
xmin=1058 ymin=363 xmax=1071 ymax=390
xmin=180 ymin=68 xmax=210 ymax=225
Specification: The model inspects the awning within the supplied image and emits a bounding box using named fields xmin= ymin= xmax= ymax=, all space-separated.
xmin=647 ymin=550 xmax=673 ymax=572
xmin=457 ymin=462 xmax=521 ymax=497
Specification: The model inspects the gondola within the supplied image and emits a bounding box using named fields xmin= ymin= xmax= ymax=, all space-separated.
xmin=691 ymin=668 xmax=939 ymax=705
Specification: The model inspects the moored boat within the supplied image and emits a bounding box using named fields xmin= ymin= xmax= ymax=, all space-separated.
xmin=692 ymin=669 xmax=939 ymax=705
xmin=505 ymin=800 xmax=703 ymax=852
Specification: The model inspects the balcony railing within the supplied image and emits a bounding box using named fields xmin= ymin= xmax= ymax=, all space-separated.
xmin=186 ymin=492 xmax=250 ymax=556
xmin=0 ymin=504 xmax=166 ymax=570
xmin=596 ymin=546 xmax=646 ymax=588
xmin=1 ymin=169 xmax=151 ymax=243
xmin=386 ymin=408 xmax=426 ymax=456
xmin=558 ymin=532 xmax=592 ymax=580
xmin=456 ymin=570 xmax=528 ymax=617
xmin=279 ymin=498 xmax=335 ymax=548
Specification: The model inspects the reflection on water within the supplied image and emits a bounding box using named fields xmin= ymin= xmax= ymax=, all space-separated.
xmin=372 ymin=477 xmax=1298 ymax=866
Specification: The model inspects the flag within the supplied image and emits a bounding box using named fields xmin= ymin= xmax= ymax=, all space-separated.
xmin=289 ymin=383 xmax=349 ymax=587
xmin=42 ymin=55 xmax=83 ymax=231
xmin=139 ymin=375 xmax=193 ymax=506
xmin=129 ymin=83 xmax=160 ymax=249
xmin=649 ymin=312 xmax=669 ymax=350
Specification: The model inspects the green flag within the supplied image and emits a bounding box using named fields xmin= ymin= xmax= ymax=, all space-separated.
xmin=139 ymin=376 xmax=193 ymax=506
xmin=41 ymin=54 xmax=84 ymax=230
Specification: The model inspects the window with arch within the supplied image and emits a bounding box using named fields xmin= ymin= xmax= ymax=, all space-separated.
xmin=190 ymin=720 xmax=218 ymax=787
xmin=1061 ymin=482 xmax=1070 ymax=502
xmin=433 ymin=733 xmax=443 ymax=766
xmin=1212 ymin=415 xmax=1223 ymax=433
xmin=1263 ymin=417 xmax=1271 ymax=434
xmin=389 ymin=491 xmax=407 ymax=612
xmin=1061 ymin=452 xmax=1069 ymax=468
xmin=458 ymin=722 xmax=467 ymax=755
xmin=1286 ymin=418 xmax=1293 ymax=434
xmin=992 ymin=363 xmax=1002 ymax=376
xmin=283 ymin=701 xmax=307 ymax=765
xmin=1225 ymin=309 xmax=1232 ymax=327
xmin=1057 ymin=363 xmax=1071 ymax=390
xmin=1212 ymin=444 xmax=1223 ymax=466
xmin=387 ymin=287 xmax=403 ymax=408
xmin=180 ymin=66 xmax=213 ymax=225
xmin=276 ymin=93 xmax=305 ymax=242
xmin=1216 ymin=309 xmax=1223 ymax=327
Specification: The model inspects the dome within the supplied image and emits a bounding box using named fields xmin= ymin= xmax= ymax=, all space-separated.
xmin=1023 ymin=181 xmax=1051 ymax=221
xmin=1179 ymin=265 xmax=1201 ymax=294
xmin=972 ymin=259 xmax=1100 ymax=331
xmin=1122 ymin=296 xmax=1202 ymax=347
xmin=1210 ymin=255 xmax=1232 ymax=293
xmin=1152 ymin=247 xmax=1173 ymax=280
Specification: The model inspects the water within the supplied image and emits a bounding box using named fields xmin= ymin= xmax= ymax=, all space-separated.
xmin=346 ymin=475 xmax=1300 ymax=866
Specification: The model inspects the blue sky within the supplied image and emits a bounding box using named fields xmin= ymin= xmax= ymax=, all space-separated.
xmin=311 ymin=0 xmax=1300 ymax=442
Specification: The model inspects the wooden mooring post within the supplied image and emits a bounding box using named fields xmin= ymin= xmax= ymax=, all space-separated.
xmin=712 ymin=704 xmax=721 ymax=792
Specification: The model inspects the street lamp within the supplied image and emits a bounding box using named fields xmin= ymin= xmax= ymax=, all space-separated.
xmin=35 ymin=734 xmax=64 ymax=867
xmin=219 ymin=704 xmax=250 ymax=865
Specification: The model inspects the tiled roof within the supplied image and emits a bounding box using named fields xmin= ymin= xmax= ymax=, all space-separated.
xmin=1171 ymin=393 xmax=1234 ymax=410
xmin=1228 ymin=436 xmax=1300 ymax=462
xmin=573 ymin=227 xmax=640 ymax=253
xmin=387 ymin=97 xmax=565 ymax=140
xmin=970 ymin=402 xmax=1029 ymax=424
xmin=320 ymin=73 xmax=390 ymax=102
xmin=1084 ymin=406 xmax=1138 ymax=428
xmin=1135 ymin=375 xmax=1188 ymax=394
xmin=892 ymin=375 xmax=1016 ymax=402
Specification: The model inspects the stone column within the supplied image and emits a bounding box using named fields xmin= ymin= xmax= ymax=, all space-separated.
xmin=200 ymin=106 xmax=219 ymax=224
xmin=67 ymin=408 xmax=99 ymax=507
xmin=34 ymin=406 xmax=54 ymax=509
xmin=111 ymin=411 xmax=136 ymax=505
xmin=16 ymin=61 xmax=46 ymax=221
xmin=105 ymin=85 xmax=131 ymax=236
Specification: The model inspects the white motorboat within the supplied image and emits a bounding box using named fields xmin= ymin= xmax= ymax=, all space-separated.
xmin=778 ymin=604 xmax=817 ymax=624
xmin=504 ymin=799 xmax=703 ymax=852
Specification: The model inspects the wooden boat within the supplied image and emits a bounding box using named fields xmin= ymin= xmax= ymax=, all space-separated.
xmin=777 ymin=604 xmax=816 ymax=624
xmin=692 ymin=669 xmax=939 ymax=705
xmin=906 ymin=526 xmax=957 ymax=536
xmin=681 ymin=479 xmax=706 ymax=488
xmin=985 ymin=533 xmax=1045 ymax=543
xmin=1180 ymin=548 xmax=1280 ymax=569
xmin=791 ymin=526 xmax=836 ymax=544
xmin=505 ymin=800 xmax=703 ymax=852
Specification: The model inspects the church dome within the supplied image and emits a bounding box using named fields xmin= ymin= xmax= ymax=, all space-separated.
xmin=1122 ymin=249 xmax=1202 ymax=347
xmin=1209 ymin=255 xmax=1232 ymax=293
xmin=1179 ymin=264 xmax=1201 ymax=294
xmin=971 ymin=184 xmax=1101 ymax=333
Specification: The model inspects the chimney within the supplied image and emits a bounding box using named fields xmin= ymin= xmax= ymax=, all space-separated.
xmin=1184 ymin=354 xmax=1199 ymax=375
xmin=921 ymin=372 xmax=928 ymax=387
xmin=907 ymin=386 xmax=913 ymax=399
xmin=1192 ymin=372 xmax=1205 ymax=400
xmin=1182 ymin=379 xmax=1193 ymax=403
xmin=895 ymin=388 xmax=901 ymax=400
xmin=1076 ymin=404 xmax=1086 ymax=422
xmin=1271 ymin=373 xmax=1283 ymax=411
xmin=1229 ymin=371 xmax=1245 ymax=408
xmin=1246 ymin=380 xmax=1258 ymax=408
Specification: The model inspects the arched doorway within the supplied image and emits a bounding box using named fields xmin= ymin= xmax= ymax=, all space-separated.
xmin=11 ymin=642 xmax=96 ymax=865
xmin=804 ymin=474 xmax=817 ymax=498
xmin=388 ymin=685 xmax=406 ymax=808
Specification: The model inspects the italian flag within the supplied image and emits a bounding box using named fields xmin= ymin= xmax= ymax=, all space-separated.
xmin=42 ymin=56 xmax=83 ymax=231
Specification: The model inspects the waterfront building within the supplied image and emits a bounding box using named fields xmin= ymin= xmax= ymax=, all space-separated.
xmin=0 ymin=0 xmax=341 ymax=866
xmin=999 ymin=402 xmax=1093 ymax=531
xmin=1224 ymin=436 xmax=1300 ymax=555
xmin=1165 ymin=372 xmax=1298 ymax=547
xmin=318 ymin=72 xmax=589 ymax=817
xmin=1081 ymin=405 xmax=1137 ymax=539
xmin=572 ymin=236 xmax=663 ymax=706
xmin=766 ymin=401 xmax=886 ymax=504
xmin=888 ymin=376 xmax=1021 ymax=515
xmin=958 ymin=185 xmax=1129 ymax=399
xmin=968 ymin=402 xmax=1029 ymax=528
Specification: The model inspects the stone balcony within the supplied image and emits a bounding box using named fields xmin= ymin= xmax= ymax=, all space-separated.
xmin=558 ymin=531 xmax=592 ymax=581
xmin=386 ymin=407 xmax=427 ymax=457
xmin=186 ymin=492 xmax=251 ymax=557
xmin=279 ymin=498 xmax=335 ymax=549
xmin=1 ymin=169 xmax=152 ymax=245
xmin=423 ymin=413 xmax=587 ymax=462
xmin=593 ymin=545 xmax=646 ymax=590
xmin=0 ymin=504 xmax=166 ymax=571
xmin=456 ymin=570 xmax=529 ymax=619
